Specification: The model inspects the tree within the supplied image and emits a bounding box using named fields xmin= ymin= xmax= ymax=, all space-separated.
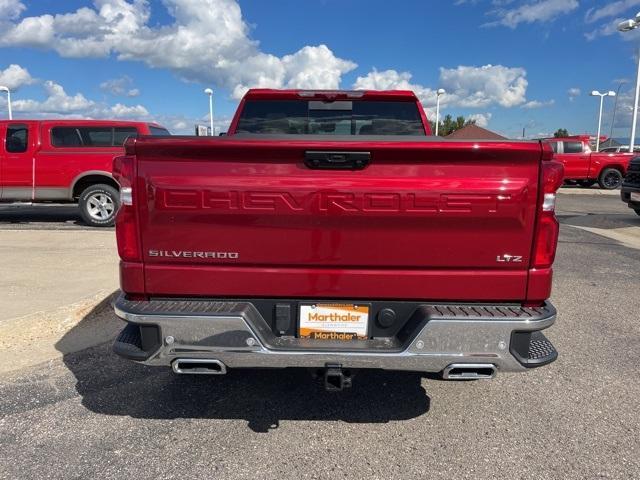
xmin=430 ymin=114 xmax=476 ymax=136
xmin=553 ymin=128 xmax=569 ymax=138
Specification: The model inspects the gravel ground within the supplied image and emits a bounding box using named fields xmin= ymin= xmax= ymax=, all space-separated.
xmin=0 ymin=193 xmax=639 ymax=480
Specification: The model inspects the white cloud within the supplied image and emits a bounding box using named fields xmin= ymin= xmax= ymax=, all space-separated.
xmin=13 ymin=80 xmax=94 ymax=114
xmin=100 ymin=76 xmax=140 ymax=97
xmin=485 ymin=0 xmax=579 ymax=29
xmin=568 ymin=88 xmax=580 ymax=101
xmin=0 ymin=0 xmax=25 ymax=19
xmin=584 ymin=17 xmax=630 ymax=41
xmin=584 ymin=1 xmax=640 ymax=41
xmin=0 ymin=0 xmax=357 ymax=99
xmin=585 ymin=0 xmax=640 ymax=24
xmin=7 ymin=76 xmax=149 ymax=120
xmin=522 ymin=99 xmax=555 ymax=109
xmin=467 ymin=112 xmax=492 ymax=127
xmin=354 ymin=64 xmax=529 ymax=110
xmin=0 ymin=65 xmax=233 ymax=134
xmin=110 ymin=103 xmax=148 ymax=117
xmin=608 ymin=88 xmax=635 ymax=129
xmin=0 ymin=63 xmax=34 ymax=89
xmin=353 ymin=69 xmax=436 ymax=102
xmin=152 ymin=114 xmax=232 ymax=135
xmin=526 ymin=131 xmax=553 ymax=139
xmin=172 ymin=120 xmax=188 ymax=131
xmin=439 ymin=64 xmax=528 ymax=107
xmin=282 ymin=45 xmax=356 ymax=90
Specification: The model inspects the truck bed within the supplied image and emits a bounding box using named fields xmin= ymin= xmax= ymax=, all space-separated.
xmin=128 ymin=135 xmax=544 ymax=302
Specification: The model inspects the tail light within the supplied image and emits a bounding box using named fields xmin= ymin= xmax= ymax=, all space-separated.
xmin=113 ymin=153 xmax=141 ymax=262
xmin=532 ymin=155 xmax=564 ymax=269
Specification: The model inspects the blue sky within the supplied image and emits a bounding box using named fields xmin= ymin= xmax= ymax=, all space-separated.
xmin=0 ymin=0 xmax=639 ymax=138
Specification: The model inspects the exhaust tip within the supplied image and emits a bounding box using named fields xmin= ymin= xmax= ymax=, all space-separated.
xmin=442 ymin=363 xmax=496 ymax=380
xmin=172 ymin=359 xmax=227 ymax=375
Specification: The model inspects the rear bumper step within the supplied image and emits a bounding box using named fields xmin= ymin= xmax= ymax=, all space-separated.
xmin=510 ymin=330 xmax=558 ymax=368
xmin=113 ymin=323 xmax=147 ymax=361
xmin=112 ymin=293 xmax=557 ymax=374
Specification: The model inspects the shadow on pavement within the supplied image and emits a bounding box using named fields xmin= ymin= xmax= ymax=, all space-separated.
xmin=557 ymin=212 xmax=640 ymax=230
xmin=56 ymin=299 xmax=431 ymax=432
xmin=0 ymin=204 xmax=80 ymax=223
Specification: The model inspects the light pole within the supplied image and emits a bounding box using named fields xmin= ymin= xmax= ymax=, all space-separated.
xmin=435 ymin=88 xmax=445 ymax=136
xmin=0 ymin=86 xmax=12 ymax=120
xmin=204 ymin=88 xmax=213 ymax=136
xmin=618 ymin=13 xmax=640 ymax=152
xmin=591 ymin=90 xmax=616 ymax=151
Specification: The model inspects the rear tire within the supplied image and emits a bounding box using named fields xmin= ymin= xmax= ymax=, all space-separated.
xmin=635 ymin=209 xmax=640 ymax=217
xmin=78 ymin=184 xmax=119 ymax=227
xmin=598 ymin=168 xmax=623 ymax=190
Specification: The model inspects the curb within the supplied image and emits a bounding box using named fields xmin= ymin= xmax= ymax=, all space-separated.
xmin=558 ymin=188 xmax=620 ymax=196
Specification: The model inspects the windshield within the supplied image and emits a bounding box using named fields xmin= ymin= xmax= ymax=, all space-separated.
xmin=236 ymin=100 xmax=425 ymax=135
xmin=149 ymin=126 xmax=171 ymax=136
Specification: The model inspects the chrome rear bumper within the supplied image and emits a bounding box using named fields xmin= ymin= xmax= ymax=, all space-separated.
xmin=113 ymin=294 xmax=557 ymax=374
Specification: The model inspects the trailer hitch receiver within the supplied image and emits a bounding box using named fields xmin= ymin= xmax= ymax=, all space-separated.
xmin=324 ymin=364 xmax=352 ymax=391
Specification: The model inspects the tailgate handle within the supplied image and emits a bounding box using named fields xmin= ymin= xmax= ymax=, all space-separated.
xmin=304 ymin=151 xmax=370 ymax=170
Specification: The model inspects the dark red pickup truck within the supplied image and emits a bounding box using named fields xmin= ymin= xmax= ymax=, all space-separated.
xmin=112 ymin=89 xmax=563 ymax=390
xmin=544 ymin=136 xmax=633 ymax=189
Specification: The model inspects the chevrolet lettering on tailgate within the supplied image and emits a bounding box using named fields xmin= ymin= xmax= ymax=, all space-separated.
xmin=158 ymin=189 xmax=518 ymax=215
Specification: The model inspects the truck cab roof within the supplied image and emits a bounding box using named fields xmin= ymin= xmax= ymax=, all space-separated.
xmin=0 ymin=119 xmax=164 ymax=128
xmin=242 ymin=89 xmax=420 ymax=101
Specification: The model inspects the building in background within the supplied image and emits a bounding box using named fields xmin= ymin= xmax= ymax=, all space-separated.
xmin=446 ymin=124 xmax=507 ymax=140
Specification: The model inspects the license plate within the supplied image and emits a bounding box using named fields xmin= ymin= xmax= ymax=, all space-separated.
xmin=299 ymin=303 xmax=369 ymax=341
xmin=631 ymin=192 xmax=640 ymax=202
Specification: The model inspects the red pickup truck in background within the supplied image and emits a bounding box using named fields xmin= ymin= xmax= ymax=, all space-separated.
xmin=544 ymin=135 xmax=633 ymax=189
xmin=0 ymin=120 xmax=169 ymax=226
xmin=112 ymin=89 xmax=563 ymax=390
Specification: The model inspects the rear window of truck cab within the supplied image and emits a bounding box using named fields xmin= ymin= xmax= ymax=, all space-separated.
xmin=51 ymin=126 xmax=139 ymax=147
xmin=149 ymin=126 xmax=170 ymax=136
xmin=236 ymin=100 xmax=425 ymax=135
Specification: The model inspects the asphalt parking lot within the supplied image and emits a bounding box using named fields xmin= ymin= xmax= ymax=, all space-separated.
xmin=0 ymin=191 xmax=639 ymax=480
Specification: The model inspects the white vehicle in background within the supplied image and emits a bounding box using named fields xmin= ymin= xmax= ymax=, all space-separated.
xmin=600 ymin=146 xmax=640 ymax=153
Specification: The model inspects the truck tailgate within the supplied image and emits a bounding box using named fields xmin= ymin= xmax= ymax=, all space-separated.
xmin=133 ymin=137 xmax=542 ymax=301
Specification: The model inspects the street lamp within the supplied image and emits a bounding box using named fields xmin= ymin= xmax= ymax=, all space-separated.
xmin=591 ymin=90 xmax=616 ymax=151
xmin=435 ymin=88 xmax=445 ymax=136
xmin=204 ymin=88 xmax=213 ymax=136
xmin=618 ymin=12 xmax=640 ymax=152
xmin=0 ymin=86 xmax=12 ymax=120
